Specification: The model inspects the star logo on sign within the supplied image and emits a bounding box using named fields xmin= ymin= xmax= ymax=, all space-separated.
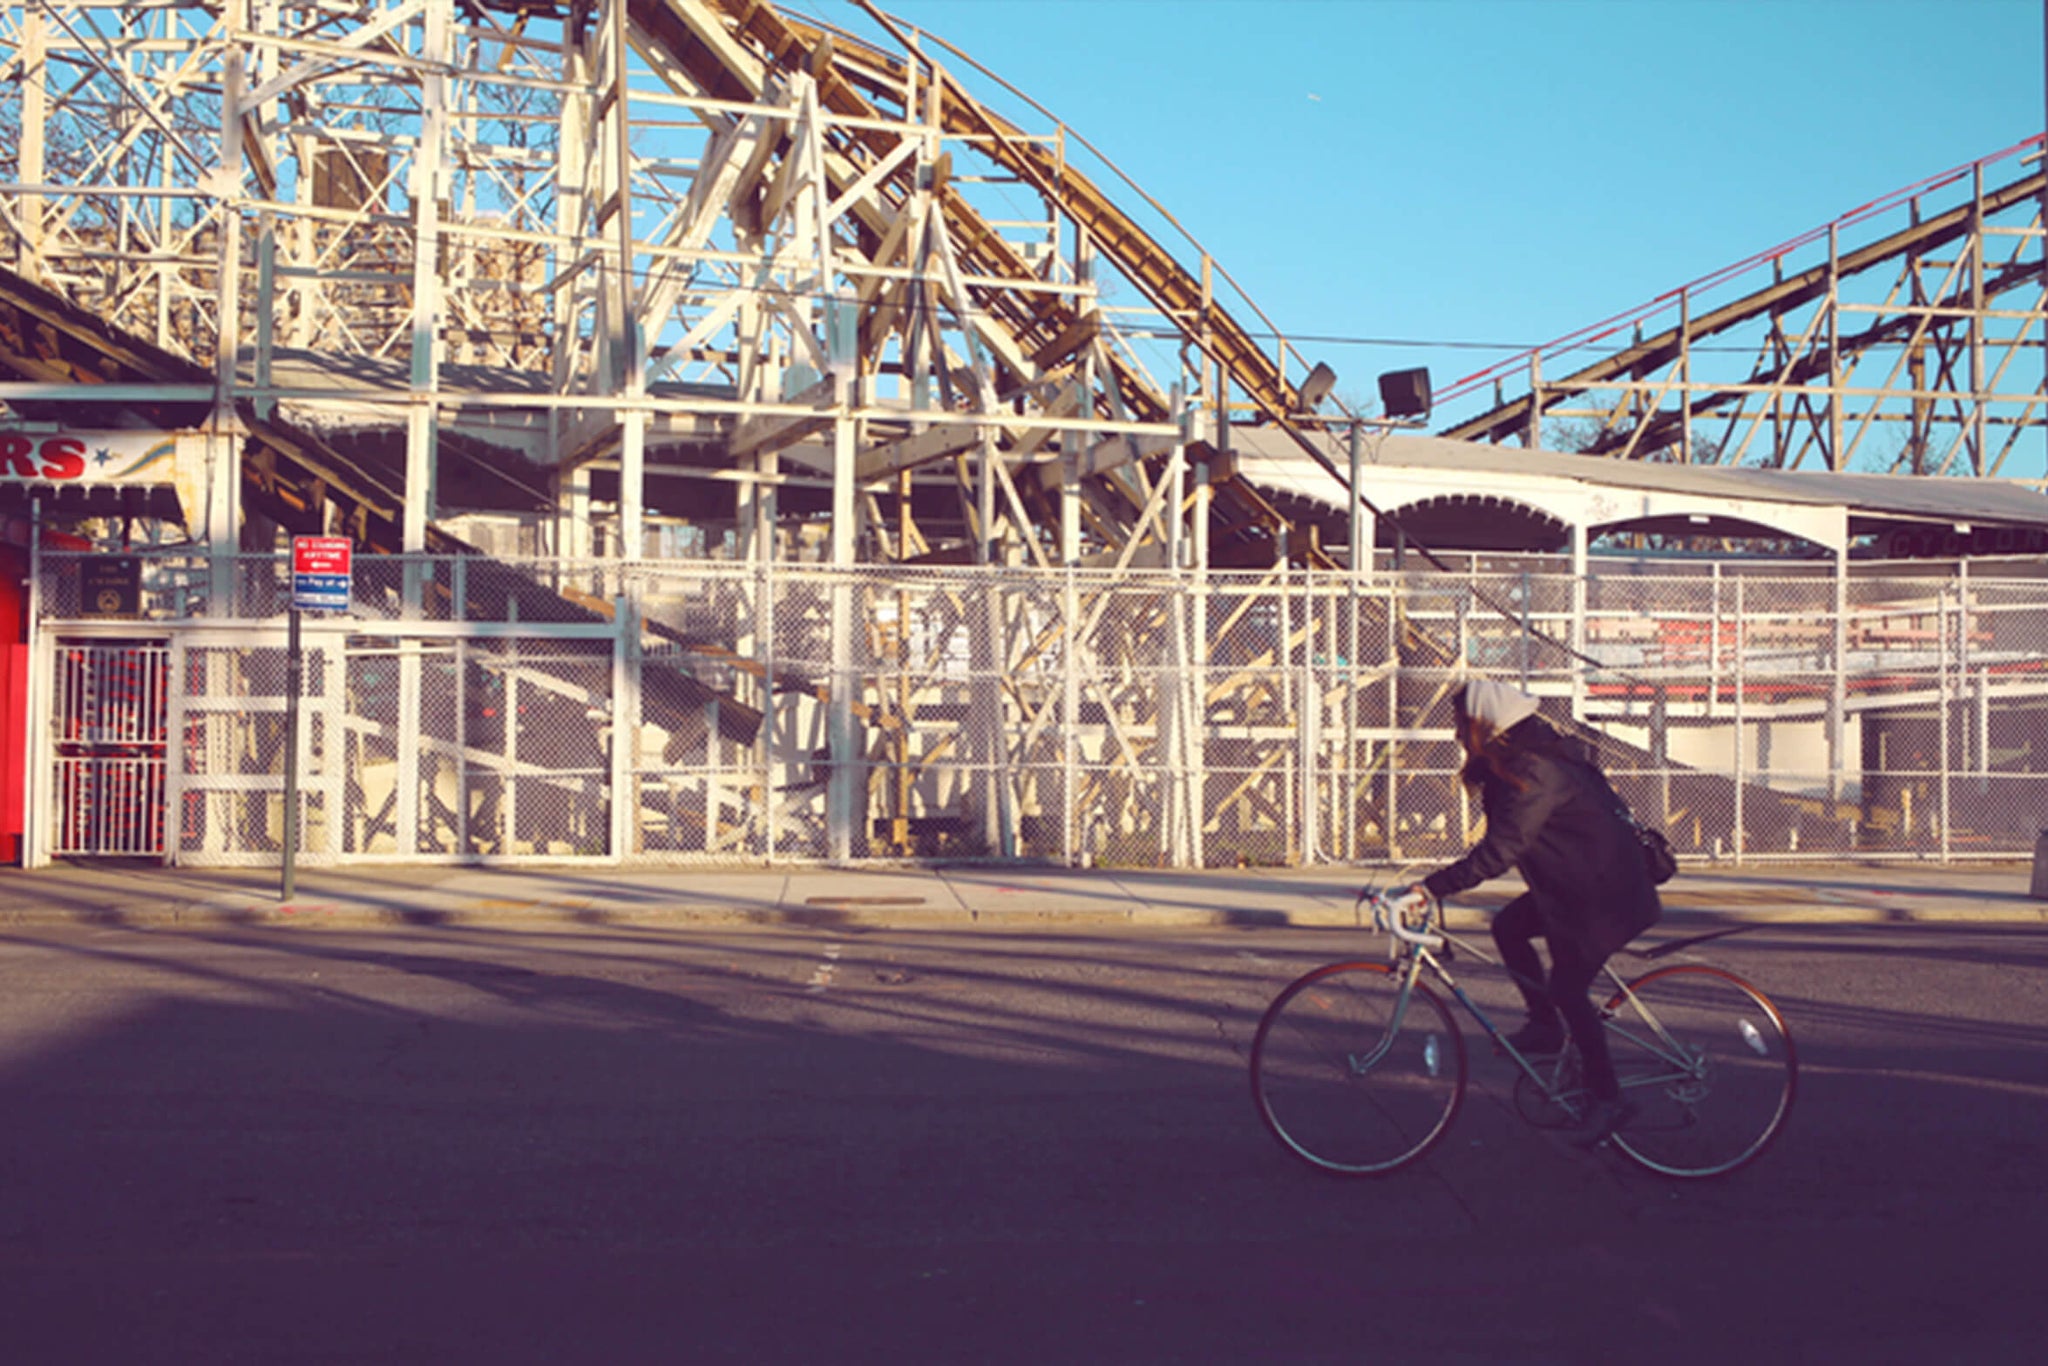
xmin=93 ymin=446 xmax=114 ymax=467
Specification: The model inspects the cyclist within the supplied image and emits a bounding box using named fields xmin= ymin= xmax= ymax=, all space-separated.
xmin=1386 ymin=679 xmax=1663 ymax=1147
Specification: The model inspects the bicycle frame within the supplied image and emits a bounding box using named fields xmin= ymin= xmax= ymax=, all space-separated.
xmin=1379 ymin=934 xmax=1562 ymax=1099
xmin=1372 ymin=922 xmax=1704 ymax=1118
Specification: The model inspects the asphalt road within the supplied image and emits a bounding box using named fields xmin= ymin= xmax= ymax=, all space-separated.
xmin=1 ymin=919 xmax=2043 ymax=1365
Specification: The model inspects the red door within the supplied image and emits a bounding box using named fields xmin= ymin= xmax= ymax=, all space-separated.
xmin=0 ymin=542 xmax=26 ymax=866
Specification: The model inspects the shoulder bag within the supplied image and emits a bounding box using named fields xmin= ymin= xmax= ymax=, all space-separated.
xmin=1616 ymin=802 xmax=1678 ymax=885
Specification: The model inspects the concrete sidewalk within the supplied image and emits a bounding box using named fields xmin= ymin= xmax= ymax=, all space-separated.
xmin=2 ymin=857 xmax=2045 ymax=929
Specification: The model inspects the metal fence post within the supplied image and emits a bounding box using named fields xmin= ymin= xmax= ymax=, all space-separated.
xmin=1940 ymin=580 xmax=1954 ymax=861
xmin=281 ymin=606 xmax=302 ymax=898
xmin=761 ymin=555 xmax=778 ymax=861
xmin=163 ymin=633 xmax=188 ymax=868
xmin=1299 ymin=563 xmax=1317 ymax=866
xmin=610 ymin=572 xmax=638 ymax=861
xmin=394 ymin=559 xmax=422 ymax=857
xmin=1387 ymin=568 xmax=1403 ymax=863
xmin=1831 ymin=549 xmax=1847 ymax=816
xmin=1570 ymin=528 xmax=1588 ymax=724
xmin=1063 ymin=562 xmax=1079 ymax=865
xmin=1709 ymin=563 xmax=1722 ymax=721
xmin=1733 ymin=575 xmax=1745 ymax=863
xmin=1342 ymin=551 xmax=1360 ymax=863
xmin=23 ymin=497 xmax=45 ymax=867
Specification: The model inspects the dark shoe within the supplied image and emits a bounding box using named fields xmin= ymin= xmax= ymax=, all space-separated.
xmin=1504 ymin=1019 xmax=1565 ymax=1056
xmin=1570 ymin=1097 xmax=1638 ymax=1149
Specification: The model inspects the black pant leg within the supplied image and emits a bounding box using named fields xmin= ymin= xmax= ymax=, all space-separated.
xmin=1546 ymin=938 xmax=1620 ymax=1101
xmin=1489 ymin=893 xmax=1555 ymax=1017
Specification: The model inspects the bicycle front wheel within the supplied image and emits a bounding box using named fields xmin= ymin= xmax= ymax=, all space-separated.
xmin=1249 ymin=962 xmax=1466 ymax=1175
xmin=1604 ymin=964 xmax=1796 ymax=1178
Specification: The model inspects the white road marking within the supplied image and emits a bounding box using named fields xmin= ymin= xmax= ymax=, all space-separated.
xmin=805 ymin=941 xmax=844 ymax=994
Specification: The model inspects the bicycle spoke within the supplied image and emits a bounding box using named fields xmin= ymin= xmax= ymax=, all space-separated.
xmin=1604 ymin=965 xmax=1796 ymax=1178
xmin=1250 ymin=962 xmax=1466 ymax=1176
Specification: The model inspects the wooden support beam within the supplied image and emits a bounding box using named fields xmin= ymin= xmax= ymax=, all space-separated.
xmin=1029 ymin=311 xmax=1099 ymax=372
xmin=856 ymin=420 xmax=982 ymax=482
xmin=1034 ymin=430 xmax=1178 ymax=489
xmin=729 ymin=373 xmax=838 ymax=459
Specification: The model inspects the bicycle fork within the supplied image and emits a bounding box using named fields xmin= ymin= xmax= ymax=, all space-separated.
xmin=1350 ymin=957 xmax=1448 ymax=1079
xmin=1349 ymin=959 xmax=1423 ymax=1075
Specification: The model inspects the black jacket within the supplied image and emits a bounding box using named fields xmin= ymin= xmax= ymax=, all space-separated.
xmin=1421 ymin=722 xmax=1661 ymax=960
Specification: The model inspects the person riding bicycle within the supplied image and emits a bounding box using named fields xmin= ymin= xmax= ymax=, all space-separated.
xmin=1387 ymin=678 xmax=1663 ymax=1148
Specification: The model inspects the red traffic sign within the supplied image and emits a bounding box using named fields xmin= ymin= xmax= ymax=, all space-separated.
xmin=293 ymin=536 xmax=352 ymax=575
xmin=292 ymin=536 xmax=353 ymax=611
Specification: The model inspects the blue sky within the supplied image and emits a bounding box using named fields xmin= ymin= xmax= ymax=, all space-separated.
xmin=811 ymin=0 xmax=2043 ymax=432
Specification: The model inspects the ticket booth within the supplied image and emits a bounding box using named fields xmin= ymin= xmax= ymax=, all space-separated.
xmin=3 ymin=430 xmax=189 ymax=864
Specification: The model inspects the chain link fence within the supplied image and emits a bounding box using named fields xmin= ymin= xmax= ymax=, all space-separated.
xmin=33 ymin=550 xmax=2048 ymax=867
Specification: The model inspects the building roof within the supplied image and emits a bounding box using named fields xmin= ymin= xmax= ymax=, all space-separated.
xmin=1228 ymin=427 xmax=2048 ymax=557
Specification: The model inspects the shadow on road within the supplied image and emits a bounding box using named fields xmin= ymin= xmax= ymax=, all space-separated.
xmin=0 ymin=921 xmax=2043 ymax=1364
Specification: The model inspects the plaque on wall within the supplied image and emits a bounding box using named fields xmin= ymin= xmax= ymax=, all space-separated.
xmin=81 ymin=555 xmax=141 ymax=617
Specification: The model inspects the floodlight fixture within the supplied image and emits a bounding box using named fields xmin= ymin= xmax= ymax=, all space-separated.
xmin=1297 ymin=362 xmax=1337 ymax=411
xmin=1377 ymin=367 xmax=1432 ymax=420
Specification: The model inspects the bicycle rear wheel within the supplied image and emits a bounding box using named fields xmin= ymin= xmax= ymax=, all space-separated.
xmin=1249 ymin=961 xmax=1466 ymax=1175
xmin=1604 ymin=964 xmax=1796 ymax=1178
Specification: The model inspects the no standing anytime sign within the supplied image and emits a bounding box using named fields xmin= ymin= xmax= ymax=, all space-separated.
xmin=291 ymin=536 xmax=352 ymax=612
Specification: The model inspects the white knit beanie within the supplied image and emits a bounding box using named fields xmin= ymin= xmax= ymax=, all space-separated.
xmin=1457 ymin=678 xmax=1542 ymax=732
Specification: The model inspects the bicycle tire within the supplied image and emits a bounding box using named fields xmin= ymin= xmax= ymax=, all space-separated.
xmin=1249 ymin=961 xmax=1467 ymax=1175
xmin=1603 ymin=964 xmax=1796 ymax=1178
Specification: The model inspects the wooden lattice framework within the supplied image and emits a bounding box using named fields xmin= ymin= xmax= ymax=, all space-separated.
xmin=3 ymin=2 xmax=2045 ymax=867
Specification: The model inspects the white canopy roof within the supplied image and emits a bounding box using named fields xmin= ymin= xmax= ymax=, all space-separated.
xmin=1228 ymin=428 xmax=2048 ymax=557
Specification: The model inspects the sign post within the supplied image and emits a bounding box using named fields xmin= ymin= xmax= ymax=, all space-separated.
xmin=283 ymin=537 xmax=352 ymax=900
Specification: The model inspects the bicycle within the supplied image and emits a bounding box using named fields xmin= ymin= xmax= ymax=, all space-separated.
xmin=1249 ymin=887 xmax=1797 ymax=1179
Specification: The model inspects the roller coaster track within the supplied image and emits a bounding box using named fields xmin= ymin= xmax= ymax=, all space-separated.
xmin=647 ymin=0 xmax=1311 ymax=427
xmin=630 ymin=0 xmax=1344 ymax=560
xmin=1436 ymin=139 xmax=2048 ymax=477
xmin=798 ymin=5 xmax=1305 ymax=428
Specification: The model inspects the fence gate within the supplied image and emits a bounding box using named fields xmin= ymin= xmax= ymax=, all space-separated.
xmin=52 ymin=639 xmax=170 ymax=857
xmin=171 ymin=631 xmax=344 ymax=867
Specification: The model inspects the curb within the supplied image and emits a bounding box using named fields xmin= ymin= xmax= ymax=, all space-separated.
xmin=4 ymin=898 xmax=2044 ymax=931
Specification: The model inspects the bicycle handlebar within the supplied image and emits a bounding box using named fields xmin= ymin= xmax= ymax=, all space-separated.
xmin=1364 ymin=888 xmax=1446 ymax=951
